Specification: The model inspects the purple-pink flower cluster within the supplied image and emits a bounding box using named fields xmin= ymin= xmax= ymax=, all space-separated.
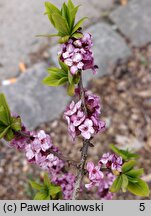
xmin=99 ymin=153 xmax=123 ymax=173
xmin=85 ymin=153 xmax=123 ymax=200
xmin=59 ymin=33 xmax=98 ymax=75
xmin=64 ymin=90 xmax=105 ymax=140
xmin=25 ymin=130 xmax=65 ymax=174
xmin=10 ymin=127 xmax=75 ymax=199
xmin=52 ymin=173 xmax=76 ymax=200
xmin=97 ymin=172 xmax=115 ymax=200
xmin=10 ymin=126 xmax=30 ymax=150
xmin=11 ymin=129 xmax=64 ymax=174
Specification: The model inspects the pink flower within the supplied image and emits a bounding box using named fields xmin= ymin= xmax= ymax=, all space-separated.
xmin=66 ymin=44 xmax=74 ymax=53
xmin=52 ymin=172 xmax=75 ymax=200
xmin=99 ymin=153 xmax=123 ymax=172
xmin=64 ymin=58 xmax=73 ymax=66
xmin=72 ymin=53 xmax=83 ymax=62
xmin=87 ymin=162 xmax=104 ymax=182
xmin=62 ymin=52 xmax=70 ymax=59
xmin=85 ymin=159 xmax=117 ymax=200
xmin=110 ymin=154 xmax=123 ymax=172
xmin=25 ymin=144 xmax=36 ymax=161
xmin=65 ymin=100 xmax=82 ymax=116
xmin=79 ymin=119 xmax=94 ymax=139
xmin=70 ymin=65 xmax=78 ymax=74
xmin=77 ymin=62 xmax=84 ymax=69
xmin=37 ymin=130 xmax=52 ymax=151
xmin=99 ymin=153 xmax=111 ymax=165
xmin=72 ymin=111 xmax=85 ymax=127
xmin=64 ymin=90 xmax=106 ymax=140
xmin=59 ymin=32 xmax=98 ymax=75
xmin=85 ymin=181 xmax=96 ymax=190
xmin=9 ymin=126 xmax=30 ymax=150
xmin=73 ymin=40 xmax=82 ymax=47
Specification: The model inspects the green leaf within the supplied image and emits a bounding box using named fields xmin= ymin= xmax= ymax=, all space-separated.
xmin=61 ymin=3 xmax=69 ymax=22
xmin=5 ymin=128 xmax=15 ymax=141
xmin=45 ymin=2 xmax=61 ymax=27
xmin=73 ymin=73 xmax=80 ymax=85
xmin=55 ymin=191 xmax=63 ymax=200
xmin=68 ymin=0 xmax=75 ymax=9
xmin=72 ymin=32 xmax=83 ymax=39
xmin=126 ymin=169 xmax=144 ymax=178
xmin=29 ymin=180 xmax=43 ymax=190
xmin=36 ymin=34 xmax=59 ymax=38
xmin=43 ymin=67 xmax=68 ymax=87
xmin=127 ymin=176 xmax=139 ymax=183
xmin=110 ymin=144 xmax=127 ymax=160
xmin=47 ymin=67 xmax=61 ymax=73
xmin=126 ymin=152 xmax=139 ymax=160
xmin=121 ymin=174 xmax=128 ymax=192
xmin=59 ymin=59 xmax=69 ymax=72
xmin=122 ymin=160 xmax=136 ymax=173
xmin=34 ymin=192 xmax=50 ymax=200
xmin=0 ymin=94 xmax=11 ymax=125
xmin=52 ymin=13 xmax=70 ymax=36
xmin=109 ymin=144 xmax=139 ymax=160
xmin=44 ymin=173 xmax=51 ymax=186
xmin=127 ymin=179 xmax=150 ymax=197
xmin=47 ymin=68 xmax=67 ymax=78
xmin=10 ymin=117 xmax=21 ymax=131
xmin=49 ymin=185 xmax=61 ymax=197
xmin=72 ymin=17 xmax=88 ymax=34
xmin=0 ymin=125 xmax=10 ymax=139
xmin=68 ymin=70 xmax=73 ymax=84
xmin=69 ymin=6 xmax=80 ymax=30
xmin=67 ymin=83 xmax=75 ymax=96
xmin=58 ymin=35 xmax=70 ymax=44
xmin=0 ymin=106 xmax=9 ymax=125
xmin=43 ymin=76 xmax=67 ymax=87
xmin=63 ymin=3 xmax=80 ymax=31
xmin=45 ymin=2 xmax=60 ymax=14
xmin=58 ymin=77 xmax=68 ymax=85
xmin=110 ymin=176 xmax=123 ymax=193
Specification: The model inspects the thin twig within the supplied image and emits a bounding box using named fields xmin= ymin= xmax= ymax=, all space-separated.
xmin=16 ymin=131 xmax=32 ymax=139
xmin=79 ymin=73 xmax=88 ymax=115
xmin=72 ymin=139 xmax=90 ymax=199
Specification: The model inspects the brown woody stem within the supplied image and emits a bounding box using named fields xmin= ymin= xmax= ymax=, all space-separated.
xmin=72 ymin=73 xmax=90 ymax=200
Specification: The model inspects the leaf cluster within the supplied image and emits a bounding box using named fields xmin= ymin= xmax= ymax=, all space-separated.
xmin=0 ymin=94 xmax=22 ymax=141
xmin=29 ymin=173 xmax=62 ymax=200
xmin=110 ymin=145 xmax=150 ymax=197
xmin=39 ymin=0 xmax=87 ymax=43
xmin=42 ymin=59 xmax=80 ymax=96
xmin=110 ymin=144 xmax=139 ymax=161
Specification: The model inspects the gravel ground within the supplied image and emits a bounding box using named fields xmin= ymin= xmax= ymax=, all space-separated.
xmin=0 ymin=44 xmax=151 ymax=200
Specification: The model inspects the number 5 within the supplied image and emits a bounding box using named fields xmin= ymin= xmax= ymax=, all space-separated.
xmin=139 ymin=203 xmax=145 ymax=211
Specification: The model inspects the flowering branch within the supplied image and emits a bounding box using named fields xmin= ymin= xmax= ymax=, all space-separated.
xmin=16 ymin=130 xmax=78 ymax=168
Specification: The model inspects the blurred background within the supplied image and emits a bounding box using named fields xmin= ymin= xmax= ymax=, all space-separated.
xmin=0 ymin=0 xmax=151 ymax=199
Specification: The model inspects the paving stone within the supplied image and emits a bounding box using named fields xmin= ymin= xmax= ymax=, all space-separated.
xmin=91 ymin=0 xmax=115 ymax=10
xmin=0 ymin=63 xmax=69 ymax=129
xmin=0 ymin=0 xmax=112 ymax=81
xmin=110 ymin=0 xmax=151 ymax=46
xmin=49 ymin=22 xmax=132 ymax=86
